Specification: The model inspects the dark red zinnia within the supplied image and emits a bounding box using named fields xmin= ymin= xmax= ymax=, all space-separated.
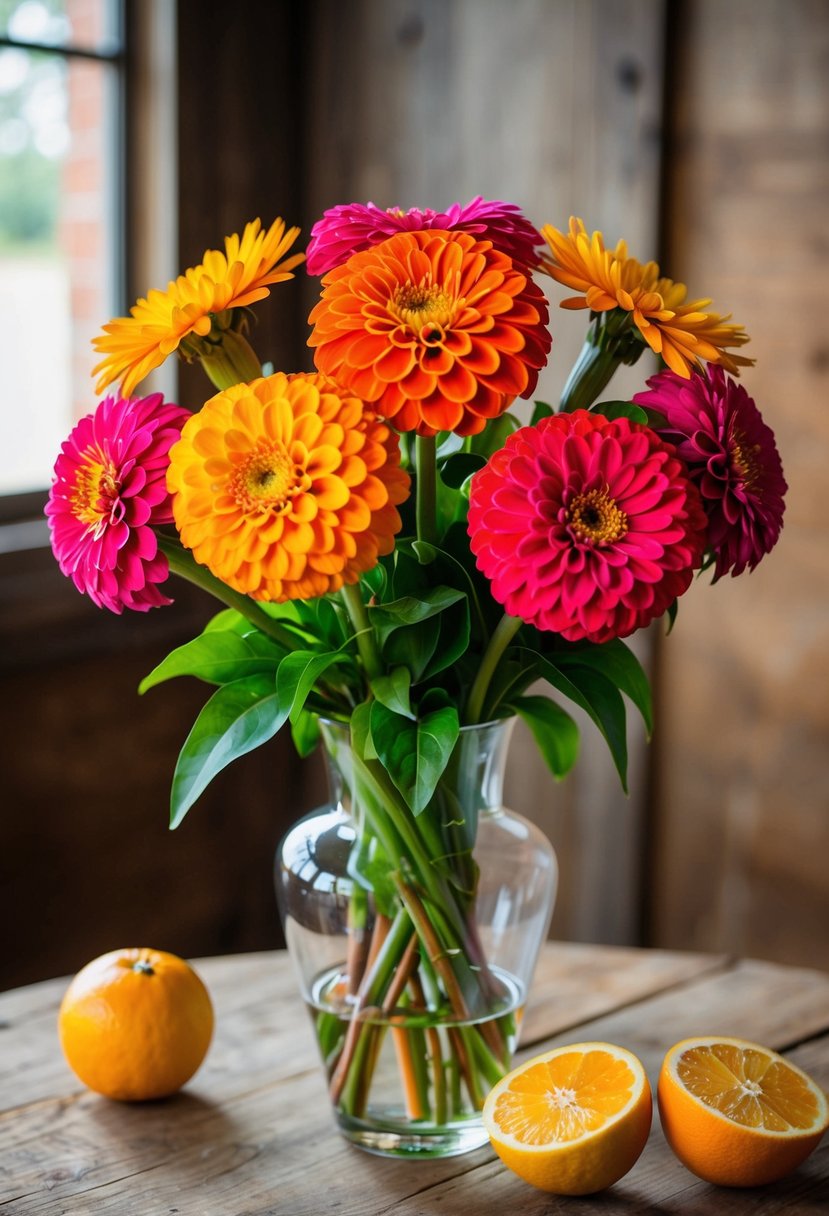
xmin=468 ymin=409 xmax=708 ymax=643
xmin=634 ymin=365 xmax=787 ymax=578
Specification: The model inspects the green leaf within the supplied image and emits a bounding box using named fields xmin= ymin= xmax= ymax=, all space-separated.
xmin=262 ymin=595 xmax=346 ymax=648
xmin=665 ymin=599 xmax=678 ymax=634
xmin=530 ymin=400 xmax=555 ymax=424
xmin=362 ymin=561 xmax=388 ymax=600
xmin=511 ymin=694 xmax=580 ymax=779
xmin=410 ymin=537 xmax=488 ymax=645
xmin=203 ymin=608 xmax=249 ymax=634
xmin=468 ymin=412 xmax=521 ymax=459
xmin=518 ymin=648 xmax=629 ymax=791
xmin=290 ymin=709 xmax=321 ymax=758
xmin=349 ymin=700 xmax=373 ymax=759
xmin=556 ymin=638 xmax=653 ymax=735
xmin=369 ymin=587 xmax=466 ymax=682
xmin=439 ymin=452 xmax=486 ymax=488
xmin=170 ymin=674 xmax=283 ymax=828
xmin=370 ymin=667 xmax=415 ymax=718
xmin=369 ymin=588 xmax=466 ymax=642
xmin=641 ymin=406 xmax=669 ymax=429
xmin=276 ymin=649 xmax=346 ymax=725
xmin=422 ymin=596 xmax=470 ymax=680
xmin=387 ymin=616 xmax=441 ymax=682
xmin=369 ymin=702 xmax=460 ymax=815
xmin=139 ymin=630 xmax=283 ymax=693
xmin=591 ymin=400 xmax=649 ymax=424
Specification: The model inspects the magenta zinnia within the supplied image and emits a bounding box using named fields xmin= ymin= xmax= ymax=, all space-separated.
xmin=167 ymin=372 xmax=410 ymax=603
xmin=305 ymin=196 xmax=543 ymax=275
xmin=468 ymin=410 xmax=708 ymax=643
xmin=46 ymin=393 xmax=190 ymax=613
xmin=633 ymin=365 xmax=787 ymax=579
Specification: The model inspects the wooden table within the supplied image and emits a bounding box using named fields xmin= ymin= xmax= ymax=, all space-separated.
xmin=2 ymin=943 xmax=828 ymax=1214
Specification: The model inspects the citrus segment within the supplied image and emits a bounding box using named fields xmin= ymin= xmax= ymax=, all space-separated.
xmin=658 ymin=1036 xmax=829 ymax=1187
xmin=58 ymin=947 xmax=214 ymax=1102
xmin=483 ymin=1042 xmax=652 ymax=1194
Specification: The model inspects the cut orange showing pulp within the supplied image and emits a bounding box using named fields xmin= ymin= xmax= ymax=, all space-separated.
xmin=658 ymin=1036 xmax=829 ymax=1187
xmin=482 ymin=1042 xmax=652 ymax=1194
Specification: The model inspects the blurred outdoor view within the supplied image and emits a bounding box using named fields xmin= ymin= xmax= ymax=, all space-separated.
xmin=0 ymin=0 xmax=120 ymax=495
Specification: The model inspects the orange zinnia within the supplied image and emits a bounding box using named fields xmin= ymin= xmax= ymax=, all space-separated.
xmin=540 ymin=217 xmax=753 ymax=378
xmin=307 ymin=229 xmax=551 ymax=437
xmin=167 ymin=372 xmax=410 ymax=603
xmin=92 ymin=218 xmax=304 ymax=396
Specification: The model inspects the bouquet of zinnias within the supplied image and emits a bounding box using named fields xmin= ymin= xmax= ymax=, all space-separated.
xmin=47 ymin=200 xmax=786 ymax=1143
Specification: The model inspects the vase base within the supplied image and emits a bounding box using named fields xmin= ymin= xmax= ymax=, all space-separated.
xmin=336 ymin=1113 xmax=490 ymax=1159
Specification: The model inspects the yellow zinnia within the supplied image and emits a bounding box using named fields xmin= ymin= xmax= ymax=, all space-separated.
xmin=92 ymin=218 xmax=305 ymax=396
xmin=540 ymin=217 xmax=753 ymax=378
xmin=166 ymin=372 xmax=410 ymax=603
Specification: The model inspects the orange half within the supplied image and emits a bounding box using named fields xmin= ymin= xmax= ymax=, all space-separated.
xmin=658 ymin=1036 xmax=829 ymax=1187
xmin=482 ymin=1041 xmax=652 ymax=1194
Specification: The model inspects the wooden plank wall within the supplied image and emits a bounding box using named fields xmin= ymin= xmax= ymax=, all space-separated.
xmin=649 ymin=0 xmax=829 ymax=968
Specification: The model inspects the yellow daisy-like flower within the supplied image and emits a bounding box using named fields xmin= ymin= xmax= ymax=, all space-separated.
xmin=166 ymin=372 xmax=411 ymax=603
xmin=540 ymin=217 xmax=753 ymax=378
xmin=92 ymin=218 xmax=305 ymax=396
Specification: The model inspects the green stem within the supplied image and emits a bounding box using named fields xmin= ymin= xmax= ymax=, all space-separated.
xmin=465 ymin=613 xmax=523 ymax=725
xmin=392 ymin=874 xmax=472 ymax=1022
xmin=330 ymin=905 xmax=413 ymax=1111
xmin=559 ymin=311 xmax=642 ymax=412
xmin=351 ymin=753 xmax=472 ymax=956
xmin=198 ymin=328 xmax=264 ymax=391
xmin=157 ymin=533 xmax=300 ymax=650
xmin=340 ymin=583 xmax=382 ymax=682
xmin=415 ymin=434 xmax=438 ymax=545
xmin=559 ymin=333 xmax=614 ymax=412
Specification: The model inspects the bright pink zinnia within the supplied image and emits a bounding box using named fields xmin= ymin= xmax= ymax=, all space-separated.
xmin=633 ymin=365 xmax=787 ymax=579
xmin=468 ymin=410 xmax=708 ymax=643
xmin=46 ymin=393 xmax=190 ymax=613
xmin=305 ymin=196 xmax=543 ymax=275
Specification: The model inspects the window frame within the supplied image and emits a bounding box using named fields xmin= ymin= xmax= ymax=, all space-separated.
xmin=0 ymin=0 xmax=127 ymax=538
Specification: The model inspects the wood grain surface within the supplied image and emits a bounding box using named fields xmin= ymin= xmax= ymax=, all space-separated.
xmin=2 ymin=943 xmax=827 ymax=1214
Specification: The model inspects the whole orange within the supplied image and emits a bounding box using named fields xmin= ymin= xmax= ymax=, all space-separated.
xmin=58 ymin=947 xmax=214 ymax=1101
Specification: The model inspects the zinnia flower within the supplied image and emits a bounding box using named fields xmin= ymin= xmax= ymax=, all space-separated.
xmin=92 ymin=218 xmax=304 ymax=396
xmin=167 ymin=372 xmax=410 ymax=602
xmin=46 ymin=393 xmax=190 ymax=613
xmin=306 ymin=197 xmax=543 ymax=275
xmin=540 ymin=217 xmax=753 ymax=378
xmin=468 ymin=409 xmax=708 ymax=643
xmin=633 ymin=365 xmax=787 ymax=579
xmin=307 ymin=229 xmax=551 ymax=437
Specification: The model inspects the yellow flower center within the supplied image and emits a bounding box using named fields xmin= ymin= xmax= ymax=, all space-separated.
xmin=567 ymin=488 xmax=628 ymax=545
xmin=391 ymin=282 xmax=455 ymax=333
xmin=731 ymin=430 xmax=763 ymax=490
xmin=232 ymin=443 xmax=303 ymax=513
xmin=72 ymin=454 xmax=120 ymax=529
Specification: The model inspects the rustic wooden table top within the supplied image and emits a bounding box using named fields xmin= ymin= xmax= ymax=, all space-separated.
xmin=1 ymin=942 xmax=828 ymax=1214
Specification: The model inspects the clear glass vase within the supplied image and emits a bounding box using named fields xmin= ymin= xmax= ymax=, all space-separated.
xmin=275 ymin=717 xmax=557 ymax=1158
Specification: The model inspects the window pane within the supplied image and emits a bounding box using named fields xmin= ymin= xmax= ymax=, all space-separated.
xmin=0 ymin=9 xmax=120 ymax=494
xmin=0 ymin=0 xmax=119 ymax=55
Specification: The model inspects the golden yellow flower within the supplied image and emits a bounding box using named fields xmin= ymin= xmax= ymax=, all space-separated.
xmin=166 ymin=372 xmax=410 ymax=603
xmin=540 ymin=217 xmax=753 ymax=378
xmin=92 ymin=218 xmax=305 ymax=396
